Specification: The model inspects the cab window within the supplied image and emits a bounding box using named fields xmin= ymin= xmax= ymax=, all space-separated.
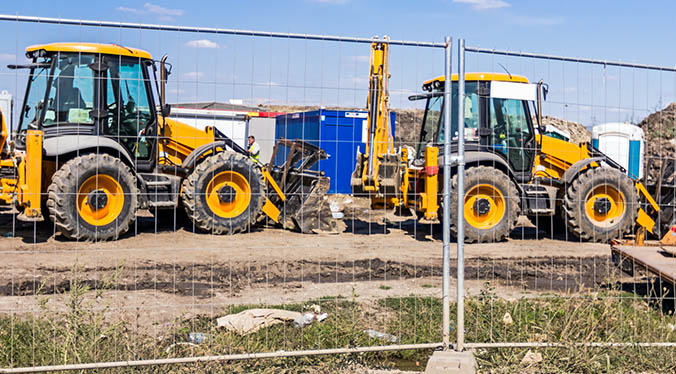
xmin=43 ymin=54 xmax=95 ymax=126
xmin=436 ymin=82 xmax=479 ymax=143
xmin=104 ymin=56 xmax=154 ymax=159
xmin=417 ymin=81 xmax=479 ymax=158
xmin=489 ymin=97 xmax=532 ymax=172
xmin=18 ymin=59 xmax=51 ymax=131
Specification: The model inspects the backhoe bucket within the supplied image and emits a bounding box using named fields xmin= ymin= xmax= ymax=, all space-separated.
xmin=267 ymin=139 xmax=340 ymax=234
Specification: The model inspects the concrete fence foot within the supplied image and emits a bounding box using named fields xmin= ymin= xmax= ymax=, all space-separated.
xmin=424 ymin=350 xmax=476 ymax=374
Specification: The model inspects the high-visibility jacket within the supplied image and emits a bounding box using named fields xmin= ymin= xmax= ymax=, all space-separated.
xmin=248 ymin=141 xmax=261 ymax=162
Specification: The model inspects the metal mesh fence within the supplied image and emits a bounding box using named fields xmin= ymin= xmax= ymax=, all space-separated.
xmin=0 ymin=15 xmax=450 ymax=373
xmin=0 ymin=14 xmax=675 ymax=374
xmin=457 ymin=42 xmax=676 ymax=367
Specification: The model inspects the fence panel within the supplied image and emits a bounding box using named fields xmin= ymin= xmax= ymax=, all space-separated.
xmin=457 ymin=41 xmax=676 ymax=372
xmin=0 ymin=15 xmax=451 ymax=373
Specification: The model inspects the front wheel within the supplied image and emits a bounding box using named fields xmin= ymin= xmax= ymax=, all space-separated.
xmin=563 ymin=167 xmax=637 ymax=242
xmin=46 ymin=154 xmax=138 ymax=241
xmin=182 ymin=151 xmax=265 ymax=234
xmin=450 ymin=166 xmax=520 ymax=243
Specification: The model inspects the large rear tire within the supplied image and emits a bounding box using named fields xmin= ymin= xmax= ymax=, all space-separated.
xmin=450 ymin=166 xmax=520 ymax=243
xmin=563 ymin=167 xmax=637 ymax=242
xmin=46 ymin=154 xmax=138 ymax=241
xmin=182 ymin=152 xmax=265 ymax=234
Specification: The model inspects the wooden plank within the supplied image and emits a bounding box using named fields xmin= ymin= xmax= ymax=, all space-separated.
xmin=612 ymin=245 xmax=676 ymax=285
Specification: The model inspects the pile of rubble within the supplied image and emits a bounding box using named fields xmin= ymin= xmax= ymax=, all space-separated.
xmin=638 ymin=103 xmax=676 ymax=182
xmin=540 ymin=115 xmax=591 ymax=144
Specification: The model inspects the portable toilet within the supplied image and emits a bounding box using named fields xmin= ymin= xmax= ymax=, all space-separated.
xmin=275 ymin=109 xmax=396 ymax=194
xmin=591 ymin=122 xmax=644 ymax=179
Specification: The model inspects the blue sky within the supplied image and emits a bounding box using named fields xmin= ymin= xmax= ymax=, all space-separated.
xmin=0 ymin=0 xmax=675 ymax=127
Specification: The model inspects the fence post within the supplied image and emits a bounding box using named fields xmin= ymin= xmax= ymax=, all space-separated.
xmin=456 ymin=38 xmax=466 ymax=352
xmin=442 ymin=35 xmax=453 ymax=351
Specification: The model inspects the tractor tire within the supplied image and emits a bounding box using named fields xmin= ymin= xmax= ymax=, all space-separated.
xmin=450 ymin=166 xmax=520 ymax=243
xmin=563 ymin=167 xmax=637 ymax=242
xmin=46 ymin=154 xmax=138 ymax=241
xmin=182 ymin=151 xmax=265 ymax=234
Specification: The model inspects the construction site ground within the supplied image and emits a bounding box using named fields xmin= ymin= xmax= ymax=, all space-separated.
xmin=0 ymin=197 xmax=615 ymax=334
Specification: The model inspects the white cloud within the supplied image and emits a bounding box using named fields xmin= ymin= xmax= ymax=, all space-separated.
xmin=185 ymin=39 xmax=219 ymax=49
xmin=512 ymin=15 xmax=564 ymax=26
xmin=143 ymin=3 xmax=184 ymax=16
xmin=115 ymin=6 xmax=142 ymax=14
xmin=0 ymin=53 xmax=18 ymax=61
xmin=115 ymin=3 xmax=184 ymax=20
xmin=453 ymin=0 xmax=510 ymax=10
xmin=183 ymin=71 xmax=204 ymax=80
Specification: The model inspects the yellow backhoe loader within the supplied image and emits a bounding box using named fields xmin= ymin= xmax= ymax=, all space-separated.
xmin=353 ymin=41 xmax=670 ymax=243
xmin=0 ymin=43 xmax=333 ymax=240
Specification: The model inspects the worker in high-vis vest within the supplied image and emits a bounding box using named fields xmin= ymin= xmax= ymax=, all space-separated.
xmin=248 ymin=135 xmax=261 ymax=162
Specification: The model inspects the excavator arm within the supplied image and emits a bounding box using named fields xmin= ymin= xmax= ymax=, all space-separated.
xmin=351 ymin=38 xmax=403 ymax=203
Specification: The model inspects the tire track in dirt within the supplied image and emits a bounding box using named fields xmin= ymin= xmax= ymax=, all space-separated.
xmin=0 ymin=256 xmax=613 ymax=297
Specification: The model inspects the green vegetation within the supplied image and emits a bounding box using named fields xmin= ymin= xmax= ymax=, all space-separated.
xmin=1 ymin=277 xmax=675 ymax=373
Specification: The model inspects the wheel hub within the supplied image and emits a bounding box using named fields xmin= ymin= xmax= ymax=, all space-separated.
xmin=473 ymin=198 xmax=491 ymax=216
xmin=217 ymin=185 xmax=237 ymax=204
xmin=86 ymin=189 xmax=108 ymax=211
xmin=594 ymin=197 xmax=612 ymax=215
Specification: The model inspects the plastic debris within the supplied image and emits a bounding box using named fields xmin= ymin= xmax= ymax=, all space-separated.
xmin=329 ymin=201 xmax=344 ymax=219
xmin=502 ymin=312 xmax=513 ymax=326
xmin=521 ymin=350 xmax=543 ymax=365
xmin=294 ymin=312 xmax=329 ymax=328
xmin=188 ymin=332 xmax=210 ymax=344
xmin=363 ymin=329 xmax=398 ymax=343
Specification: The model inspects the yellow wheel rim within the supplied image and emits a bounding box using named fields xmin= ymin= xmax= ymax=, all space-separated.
xmin=584 ymin=185 xmax=626 ymax=228
xmin=205 ymin=171 xmax=251 ymax=218
xmin=464 ymin=184 xmax=506 ymax=229
xmin=77 ymin=174 xmax=125 ymax=226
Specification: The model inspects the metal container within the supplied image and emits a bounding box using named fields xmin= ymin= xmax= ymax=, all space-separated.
xmin=275 ymin=109 xmax=396 ymax=194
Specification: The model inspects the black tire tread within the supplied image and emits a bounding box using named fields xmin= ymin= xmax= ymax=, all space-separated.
xmin=563 ymin=167 xmax=637 ymax=243
xmin=450 ymin=165 xmax=520 ymax=243
xmin=182 ymin=151 xmax=265 ymax=235
xmin=46 ymin=153 xmax=138 ymax=241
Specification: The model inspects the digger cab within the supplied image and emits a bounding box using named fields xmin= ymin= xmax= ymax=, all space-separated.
xmin=10 ymin=43 xmax=167 ymax=172
xmin=411 ymin=73 xmax=541 ymax=184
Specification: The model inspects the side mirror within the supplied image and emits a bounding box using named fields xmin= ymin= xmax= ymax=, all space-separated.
xmin=161 ymin=103 xmax=171 ymax=117
xmin=536 ymin=80 xmax=547 ymax=132
xmin=159 ymin=54 xmax=171 ymax=117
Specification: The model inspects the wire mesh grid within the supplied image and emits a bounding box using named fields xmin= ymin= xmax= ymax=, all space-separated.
xmin=456 ymin=43 xmax=676 ymax=371
xmin=0 ymin=14 xmax=675 ymax=374
xmin=0 ymin=16 xmax=453 ymax=373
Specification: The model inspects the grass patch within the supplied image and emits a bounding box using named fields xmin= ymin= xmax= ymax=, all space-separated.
xmin=379 ymin=285 xmax=392 ymax=290
xmin=1 ymin=278 xmax=676 ymax=373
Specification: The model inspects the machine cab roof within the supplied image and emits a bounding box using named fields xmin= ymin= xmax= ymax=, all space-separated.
xmin=25 ymin=42 xmax=152 ymax=59
xmin=422 ymin=72 xmax=529 ymax=92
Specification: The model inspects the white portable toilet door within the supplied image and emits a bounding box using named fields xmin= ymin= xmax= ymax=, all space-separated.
xmin=598 ymin=133 xmax=630 ymax=172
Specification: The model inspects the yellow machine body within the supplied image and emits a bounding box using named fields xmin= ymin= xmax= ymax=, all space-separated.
xmin=0 ymin=42 xmax=287 ymax=228
xmin=355 ymin=39 xmax=663 ymax=241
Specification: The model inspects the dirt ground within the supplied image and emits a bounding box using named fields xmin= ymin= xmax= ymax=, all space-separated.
xmin=0 ymin=197 xmax=614 ymax=332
